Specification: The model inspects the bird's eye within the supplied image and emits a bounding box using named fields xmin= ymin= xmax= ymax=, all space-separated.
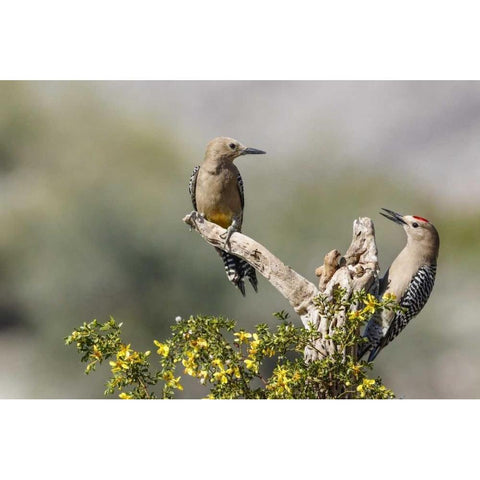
xmin=412 ymin=222 xmax=419 ymax=228
xmin=229 ymin=143 xmax=236 ymax=150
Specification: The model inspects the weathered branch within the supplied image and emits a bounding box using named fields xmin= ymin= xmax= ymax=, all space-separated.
xmin=183 ymin=211 xmax=379 ymax=360
xmin=183 ymin=211 xmax=319 ymax=328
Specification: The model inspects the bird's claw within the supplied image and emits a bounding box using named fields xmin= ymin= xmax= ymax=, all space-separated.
xmin=220 ymin=227 xmax=234 ymax=250
xmin=220 ymin=218 xmax=239 ymax=250
xmin=189 ymin=211 xmax=205 ymax=231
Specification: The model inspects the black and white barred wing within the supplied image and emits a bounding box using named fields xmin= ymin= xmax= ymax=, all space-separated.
xmin=361 ymin=264 xmax=437 ymax=361
xmin=381 ymin=264 xmax=437 ymax=350
xmin=236 ymin=172 xmax=245 ymax=210
xmin=188 ymin=165 xmax=200 ymax=211
xmin=236 ymin=172 xmax=245 ymax=228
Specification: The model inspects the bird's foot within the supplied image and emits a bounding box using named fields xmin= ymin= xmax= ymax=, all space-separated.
xmin=220 ymin=225 xmax=235 ymax=250
xmin=220 ymin=219 xmax=239 ymax=250
xmin=188 ymin=211 xmax=205 ymax=231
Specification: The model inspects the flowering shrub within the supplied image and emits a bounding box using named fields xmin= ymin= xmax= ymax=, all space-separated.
xmin=65 ymin=289 xmax=397 ymax=399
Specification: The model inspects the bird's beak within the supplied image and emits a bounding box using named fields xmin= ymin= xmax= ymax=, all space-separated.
xmin=380 ymin=208 xmax=407 ymax=226
xmin=240 ymin=147 xmax=266 ymax=156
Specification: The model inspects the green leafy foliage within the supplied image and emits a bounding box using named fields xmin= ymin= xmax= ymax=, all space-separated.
xmin=66 ymin=290 xmax=397 ymax=399
xmin=65 ymin=318 xmax=157 ymax=398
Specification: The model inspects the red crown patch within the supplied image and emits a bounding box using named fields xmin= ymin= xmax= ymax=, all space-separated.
xmin=413 ymin=215 xmax=429 ymax=223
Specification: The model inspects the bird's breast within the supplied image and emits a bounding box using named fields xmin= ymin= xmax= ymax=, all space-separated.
xmin=195 ymin=167 xmax=240 ymax=228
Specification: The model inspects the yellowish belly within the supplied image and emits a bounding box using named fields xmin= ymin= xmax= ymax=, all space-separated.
xmin=207 ymin=211 xmax=233 ymax=229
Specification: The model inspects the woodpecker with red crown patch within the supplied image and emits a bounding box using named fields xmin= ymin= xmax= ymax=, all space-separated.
xmin=358 ymin=208 xmax=440 ymax=362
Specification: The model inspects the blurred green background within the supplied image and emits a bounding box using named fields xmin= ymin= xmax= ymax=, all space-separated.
xmin=0 ymin=81 xmax=479 ymax=398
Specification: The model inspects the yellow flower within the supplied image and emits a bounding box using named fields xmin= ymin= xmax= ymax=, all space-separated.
xmin=226 ymin=366 xmax=241 ymax=379
xmin=292 ymin=371 xmax=302 ymax=382
xmin=118 ymin=344 xmax=132 ymax=359
xmin=109 ymin=360 xmax=122 ymax=373
xmin=357 ymin=378 xmax=376 ymax=397
xmin=382 ymin=292 xmax=397 ymax=301
xmin=270 ymin=368 xmax=292 ymax=395
xmin=190 ymin=338 xmax=208 ymax=351
xmin=248 ymin=334 xmax=261 ymax=357
xmin=91 ymin=344 xmax=103 ymax=360
xmin=272 ymin=384 xmax=290 ymax=395
xmin=182 ymin=351 xmax=198 ymax=376
xmin=250 ymin=333 xmax=260 ymax=347
xmin=356 ymin=384 xmax=366 ymax=398
xmin=363 ymin=294 xmax=379 ymax=315
xmin=275 ymin=367 xmax=290 ymax=384
xmin=163 ymin=371 xmax=183 ymax=391
xmin=263 ymin=347 xmax=276 ymax=357
xmin=234 ymin=331 xmax=252 ymax=344
xmin=244 ymin=358 xmax=259 ymax=373
xmin=348 ymin=309 xmax=365 ymax=321
xmin=119 ymin=392 xmax=133 ymax=399
xmin=154 ymin=340 xmax=170 ymax=357
xmin=170 ymin=376 xmax=183 ymax=391
xmin=211 ymin=358 xmax=223 ymax=368
xmin=350 ymin=363 xmax=362 ymax=377
xmin=184 ymin=366 xmax=196 ymax=376
xmin=133 ymin=352 xmax=142 ymax=363
xmin=110 ymin=344 xmax=140 ymax=371
xmin=213 ymin=369 xmax=228 ymax=384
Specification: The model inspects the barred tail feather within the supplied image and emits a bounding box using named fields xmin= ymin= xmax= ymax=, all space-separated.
xmin=215 ymin=248 xmax=257 ymax=296
xmin=240 ymin=260 xmax=258 ymax=292
xmin=356 ymin=342 xmax=371 ymax=361
xmin=357 ymin=340 xmax=382 ymax=362
xmin=358 ymin=313 xmax=383 ymax=361
xmin=367 ymin=346 xmax=382 ymax=362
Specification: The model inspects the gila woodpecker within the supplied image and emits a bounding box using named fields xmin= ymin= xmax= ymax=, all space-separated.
xmin=189 ymin=137 xmax=265 ymax=295
xmin=358 ymin=208 xmax=440 ymax=362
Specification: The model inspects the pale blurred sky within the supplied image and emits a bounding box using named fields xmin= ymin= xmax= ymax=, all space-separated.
xmin=89 ymin=81 xmax=480 ymax=209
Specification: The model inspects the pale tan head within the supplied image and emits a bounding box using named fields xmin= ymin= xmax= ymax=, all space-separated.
xmin=204 ymin=137 xmax=266 ymax=162
xmin=380 ymin=208 xmax=440 ymax=261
